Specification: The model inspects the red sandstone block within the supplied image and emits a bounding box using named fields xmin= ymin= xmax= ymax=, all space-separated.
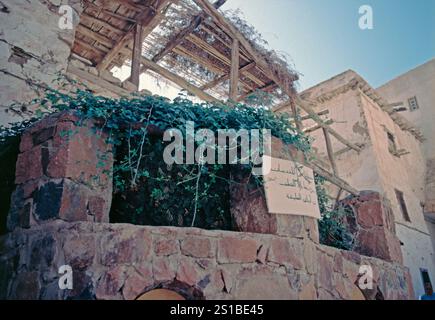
xmin=88 ymin=196 xmax=107 ymax=223
xmin=95 ymin=265 xmax=125 ymax=300
xmin=154 ymin=238 xmax=179 ymax=256
xmin=316 ymin=251 xmax=334 ymax=289
xmin=58 ymin=181 xmax=89 ymax=222
xmin=15 ymin=145 xmax=43 ymax=184
xmin=19 ymin=132 xmax=33 ymax=153
xmin=176 ymin=257 xmax=201 ymax=286
xmin=268 ymin=238 xmax=304 ymax=269
xmin=356 ymin=201 xmax=384 ymax=228
xmin=217 ymin=237 xmax=258 ymax=263
xmin=181 ymin=237 xmax=213 ymax=258
xmin=153 ymin=256 xmax=177 ymax=282
xmin=123 ymin=265 xmax=153 ymax=300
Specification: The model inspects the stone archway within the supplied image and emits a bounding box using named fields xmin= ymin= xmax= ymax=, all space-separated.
xmin=133 ymin=280 xmax=204 ymax=301
xmin=136 ymin=289 xmax=185 ymax=300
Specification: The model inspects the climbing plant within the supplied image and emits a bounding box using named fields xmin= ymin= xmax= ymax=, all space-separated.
xmin=0 ymin=86 xmax=352 ymax=247
xmin=315 ymin=174 xmax=356 ymax=250
xmin=0 ymin=87 xmax=311 ymax=230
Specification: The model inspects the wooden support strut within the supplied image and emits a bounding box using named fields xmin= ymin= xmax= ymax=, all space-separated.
xmin=229 ymin=39 xmax=239 ymax=100
xmin=131 ymin=24 xmax=143 ymax=89
xmin=323 ymin=127 xmax=338 ymax=176
xmin=309 ymin=161 xmax=358 ymax=196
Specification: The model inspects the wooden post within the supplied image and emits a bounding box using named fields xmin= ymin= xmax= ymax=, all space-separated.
xmin=131 ymin=24 xmax=143 ymax=90
xmin=229 ymin=39 xmax=239 ymax=101
xmin=290 ymin=99 xmax=301 ymax=131
xmin=322 ymin=127 xmax=339 ymax=176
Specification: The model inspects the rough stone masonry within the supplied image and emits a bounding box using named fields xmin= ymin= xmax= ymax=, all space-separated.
xmin=0 ymin=111 xmax=414 ymax=300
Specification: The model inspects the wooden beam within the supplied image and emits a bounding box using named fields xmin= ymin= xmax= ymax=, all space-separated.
xmin=111 ymin=0 xmax=143 ymax=12
xmin=74 ymin=38 xmax=109 ymax=56
xmin=83 ymin=1 xmax=137 ymax=23
xmin=76 ymin=24 xmax=114 ymax=48
xmin=201 ymin=61 xmax=255 ymax=90
xmin=131 ymin=24 xmax=143 ymax=89
xmin=237 ymin=82 xmax=277 ymax=102
xmin=323 ymin=127 xmax=338 ymax=176
xmin=301 ymin=109 xmax=329 ymax=120
xmin=229 ymin=39 xmax=239 ymax=100
xmin=150 ymin=0 xmax=227 ymax=64
xmin=303 ymin=119 xmax=334 ymax=133
xmin=333 ymin=188 xmax=344 ymax=210
xmin=193 ymin=0 xmax=298 ymax=84
xmin=140 ymin=57 xmax=220 ymax=103
xmin=334 ymin=144 xmax=365 ymax=157
xmin=97 ymin=0 xmax=173 ymax=73
xmin=290 ymin=99 xmax=301 ymax=131
xmin=81 ymin=13 xmax=126 ymax=35
xmin=308 ymin=161 xmax=359 ymax=196
xmin=193 ymin=0 xmax=360 ymax=154
xmin=296 ymin=96 xmax=362 ymax=152
xmin=67 ymin=65 xmax=131 ymax=97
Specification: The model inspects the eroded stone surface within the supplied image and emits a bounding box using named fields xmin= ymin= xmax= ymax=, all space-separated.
xmin=0 ymin=221 xmax=413 ymax=300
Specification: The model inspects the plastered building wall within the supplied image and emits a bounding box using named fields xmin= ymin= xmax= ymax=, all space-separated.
xmin=377 ymin=59 xmax=435 ymax=160
xmin=285 ymin=70 xmax=435 ymax=298
xmin=0 ymin=0 xmax=133 ymax=128
xmin=359 ymin=90 xmax=435 ymax=298
xmin=377 ymin=59 xmax=435 ymax=220
xmin=0 ymin=0 xmax=84 ymax=127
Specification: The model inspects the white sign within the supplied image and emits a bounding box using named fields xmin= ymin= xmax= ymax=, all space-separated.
xmin=262 ymin=156 xmax=321 ymax=219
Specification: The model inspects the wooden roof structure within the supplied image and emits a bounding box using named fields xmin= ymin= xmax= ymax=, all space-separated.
xmin=69 ymin=0 xmax=362 ymax=197
xmin=71 ymin=0 xmax=297 ymax=102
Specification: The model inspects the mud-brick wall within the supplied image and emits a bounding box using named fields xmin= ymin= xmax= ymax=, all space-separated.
xmin=0 ymin=221 xmax=414 ymax=300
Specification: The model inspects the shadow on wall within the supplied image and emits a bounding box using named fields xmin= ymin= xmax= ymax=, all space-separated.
xmin=0 ymin=136 xmax=19 ymax=235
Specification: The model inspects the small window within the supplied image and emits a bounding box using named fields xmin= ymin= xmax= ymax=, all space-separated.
xmin=420 ymin=269 xmax=433 ymax=292
xmin=387 ymin=132 xmax=397 ymax=154
xmin=408 ymin=96 xmax=419 ymax=111
xmin=395 ymin=189 xmax=411 ymax=222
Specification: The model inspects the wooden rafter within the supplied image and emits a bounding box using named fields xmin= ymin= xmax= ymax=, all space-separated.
xmin=237 ymin=82 xmax=277 ymax=102
xmin=83 ymin=1 xmax=137 ymax=23
xmin=201 ymin=61 xmax=255 ymax=90
xmin=81 ymin=13 xmax=127 ymax=35
xmin=140 ymin=57 xmax=220 ymax=103
xmin=192 ymin=0 xmax=361 ymax=154
xmin=76 ymin=25 xmax=114 ymax=48
xmin=74 ymin=38 xmax=109 ymax=56
xmin=149 ymin=0 xmax=227 ymax=64
xmin=96 ymin=0 xmax=173 ymax=72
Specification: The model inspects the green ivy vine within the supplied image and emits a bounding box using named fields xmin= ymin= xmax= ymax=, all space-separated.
xmin=0 ymin=86 xmax=353 ymax=249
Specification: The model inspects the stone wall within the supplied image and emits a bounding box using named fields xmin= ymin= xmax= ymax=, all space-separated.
xmin=0 ymin=221 xmax=413 ymax=300
xmin=287 ymin=70 xmax=435 ymax=298
xmin=7 ymin=112 xmax=113 ymax=231
xmin=340 ymin=191 xmax=403 ymax=264
xmin=0 ymin=112 xmax=415 ymax=300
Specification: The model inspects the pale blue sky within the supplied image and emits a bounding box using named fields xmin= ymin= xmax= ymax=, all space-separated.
xmin=222 ymin=0 xmax=435 ymax=90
